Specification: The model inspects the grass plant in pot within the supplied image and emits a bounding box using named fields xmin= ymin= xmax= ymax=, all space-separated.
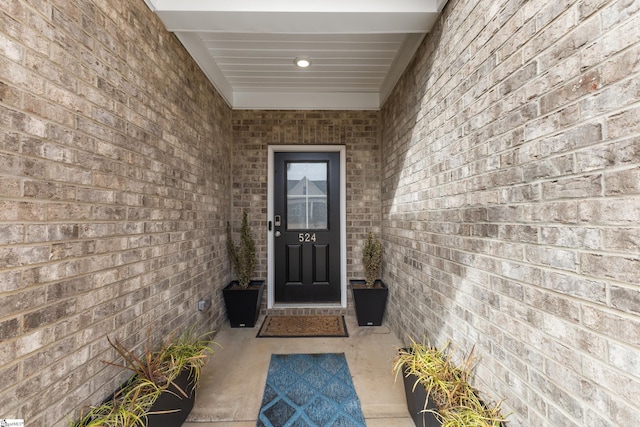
xmin=72 ymin=329 xmax=216 ymax=427
xmin=350 ymin=231 xmax=388 ymax=326
xmin=393 ymin=338 xmax=506 ymax=427
xmin=223 ymin=209 xmax=265 ymax=327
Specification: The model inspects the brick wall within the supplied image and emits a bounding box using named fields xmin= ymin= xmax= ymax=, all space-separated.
xmin=0 ymin=0 xmax=232 ymax=425
xmin=381 ymin=0 xmax=640 ymax=425
xmin=231 ymin=110 xmax=382 ymax=315
xmin=3 ymin=0 xmax=638 ymax=425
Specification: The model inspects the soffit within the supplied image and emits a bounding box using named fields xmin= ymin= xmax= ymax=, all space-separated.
xmin=144 ymin=0 xmax=448 ymax=110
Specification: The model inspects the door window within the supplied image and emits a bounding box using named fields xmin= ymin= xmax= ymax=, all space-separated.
xmin=286 ymin=162 xmax=328 ymax=230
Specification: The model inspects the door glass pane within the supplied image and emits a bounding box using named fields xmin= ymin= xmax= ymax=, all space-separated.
xmin=286 ymin=162 xmax=328 ymax=230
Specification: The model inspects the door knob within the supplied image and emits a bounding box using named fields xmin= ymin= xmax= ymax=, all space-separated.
xmin=275 ymin=231 xmax=281 ymax=237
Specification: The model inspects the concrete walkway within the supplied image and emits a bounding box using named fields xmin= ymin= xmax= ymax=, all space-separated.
xmin=183 ymin=315 xmax=414 ymax=427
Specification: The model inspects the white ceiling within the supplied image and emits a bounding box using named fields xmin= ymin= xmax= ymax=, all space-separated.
xmin=143 ymin=0 xmax=449 ymax=110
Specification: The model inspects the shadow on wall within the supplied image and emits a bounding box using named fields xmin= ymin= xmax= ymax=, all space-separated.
xmin=381 ymin=5 xmax=521 ymax=417
xmin=381 ymin=6 xmax=458 ymax=343
xmin=382 ymin=0 xmax=640 ymax=425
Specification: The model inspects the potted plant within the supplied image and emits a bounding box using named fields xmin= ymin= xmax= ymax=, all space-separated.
xmin=393 ymin=338 xmax=506 ymax=427
xmin=71 ymin=383 xmax=158 ymax=427
xmin=72 ymin=329 xmax=216 ymax=427
xmin=350 ymin=231 xmax=388 ymax=326
xmin=223 ymin=209 xmax=265 ymax=327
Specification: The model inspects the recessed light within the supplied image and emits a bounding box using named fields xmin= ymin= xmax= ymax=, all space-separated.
xmin=294 ymin=57 xmax=311 ymax=68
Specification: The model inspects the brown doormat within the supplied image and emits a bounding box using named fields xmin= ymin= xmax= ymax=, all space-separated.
xmin=257 ymin=315 xmax=348 ymax=338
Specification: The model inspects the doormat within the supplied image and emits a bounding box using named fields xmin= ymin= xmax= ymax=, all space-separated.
xmin=256 ymin=353 xmax=366 ymax=427
xmin=257 ymin=315 xmax=348 ymax=338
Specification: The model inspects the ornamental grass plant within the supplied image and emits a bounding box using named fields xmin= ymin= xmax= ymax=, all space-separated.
xmin=71 ymin=328 xmax=217 ymax=427
xmin=105 ymin=329 xmax=215 ymax=394
xmin=72 ymin=379 xmax=160 ymax=427
xmin=393 ymin=338 xmax=506 ymax=427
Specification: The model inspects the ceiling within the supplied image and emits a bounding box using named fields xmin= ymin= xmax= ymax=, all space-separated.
xmin=143 ymin=0 xmax=449 ymax=110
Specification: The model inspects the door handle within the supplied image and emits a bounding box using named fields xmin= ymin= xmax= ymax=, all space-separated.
xmin=275 ymin=231 xmax=281 ymax=237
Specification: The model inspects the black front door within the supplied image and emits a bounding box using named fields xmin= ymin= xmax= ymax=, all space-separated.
xmin=273 ymin=151 xmax=341 ymax=303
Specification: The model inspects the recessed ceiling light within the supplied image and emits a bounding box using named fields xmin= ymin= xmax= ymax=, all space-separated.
xmin=294 ymin=57 xmax=311 ymax=68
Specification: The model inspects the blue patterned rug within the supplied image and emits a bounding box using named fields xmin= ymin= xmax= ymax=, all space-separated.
xmin=256 ymin=353 xmax=366 ymax=427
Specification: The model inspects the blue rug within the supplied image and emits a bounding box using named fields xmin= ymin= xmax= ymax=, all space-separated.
xmin=256 ymin=353 xmax=366 ymax=427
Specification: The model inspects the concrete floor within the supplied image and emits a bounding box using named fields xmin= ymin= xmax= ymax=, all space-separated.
xmin=183 ymin=315 xmax=415 ymax=427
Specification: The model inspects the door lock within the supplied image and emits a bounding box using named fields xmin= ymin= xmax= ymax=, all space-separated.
xmin=275 ymin=231 xmax=281 ymax=237
xmin=274 ymin=215 xmax=281 ymax=227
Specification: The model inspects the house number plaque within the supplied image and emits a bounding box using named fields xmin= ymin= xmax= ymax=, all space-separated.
xmin=298 ymin=233 xmax=317 ymax=242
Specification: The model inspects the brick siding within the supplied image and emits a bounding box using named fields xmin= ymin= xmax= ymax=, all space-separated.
xmin=381 ymin=0 xmax=640 ymax=425
xmin=1 ymin=0 xmax=638 ymax=425
xmin=231 ymin=110 xmax=382 ymax=316
xmin=0 ymin=0 xmax=231 ymax=425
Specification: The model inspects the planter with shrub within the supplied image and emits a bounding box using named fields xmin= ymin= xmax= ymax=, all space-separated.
xmin=350 ymin=231 xmax=388 ymax=326
xmin=223 ymin=209 xmax=265 ymax=327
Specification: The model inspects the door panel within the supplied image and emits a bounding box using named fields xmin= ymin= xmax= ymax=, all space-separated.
xmin=287 ymin=245 xmax=302 ymax=283
xmin=313 ymin=245 xmax=328 ymax=283
xmin=274 ymin=152 xmax=340 ymax=303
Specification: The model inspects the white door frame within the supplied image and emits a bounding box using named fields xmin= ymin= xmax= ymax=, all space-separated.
xmin=267 ymin=145 xmax=347 ymax=309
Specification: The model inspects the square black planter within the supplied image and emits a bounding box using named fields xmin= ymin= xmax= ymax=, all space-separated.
xmin=222 ymin=280 xmax=265 ymax=327
xmin=400 ymin=364 xmax=505 ymax=427
xmin=146 ymin=368 xmax=196 ymax=427
xmin=402 ymin=371 xmax=440 ymax=427
xmin=97 ymin=368 xmax=197 ymax=427
xmin=350 ymin=279 xmax=388 ymax=326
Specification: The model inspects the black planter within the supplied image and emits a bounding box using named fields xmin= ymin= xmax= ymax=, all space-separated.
xmin=222 ymin=280 xmax=265 ymax=327
xmin=400 ymin=367 xmax=506 ymax=427
xmin=350 ymin=279 xmax=388 ymax=326
xmin=146 ymin=368 xmax=196 ymax=427
xmin=94 ymin=368 xmax=197 ymax=427
xmin=402 ymin=371 xmax=440 ymax=427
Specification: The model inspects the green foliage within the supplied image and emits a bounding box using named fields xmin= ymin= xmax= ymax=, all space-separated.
xmin=227 ymin=210 xmax=257 ymax=289
xmin=393 ymin=338 xmax=506 ymax=427
xmin=70 ymin=378 xmax=161 ymax=427
xmin=72 ymin=329 xmax=218 ymax=427
xmin=158 ymin=329 xmax=219 ymax=393
xmin=71 ymin=400 xmax=147 ymax=427
xmin=105 ymin=335 xmax=170 ymax=389
xmin=438 ymin=392 xmax=506 ymax=427
xmin=362 ymin=231 xmax=382 ymax=287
